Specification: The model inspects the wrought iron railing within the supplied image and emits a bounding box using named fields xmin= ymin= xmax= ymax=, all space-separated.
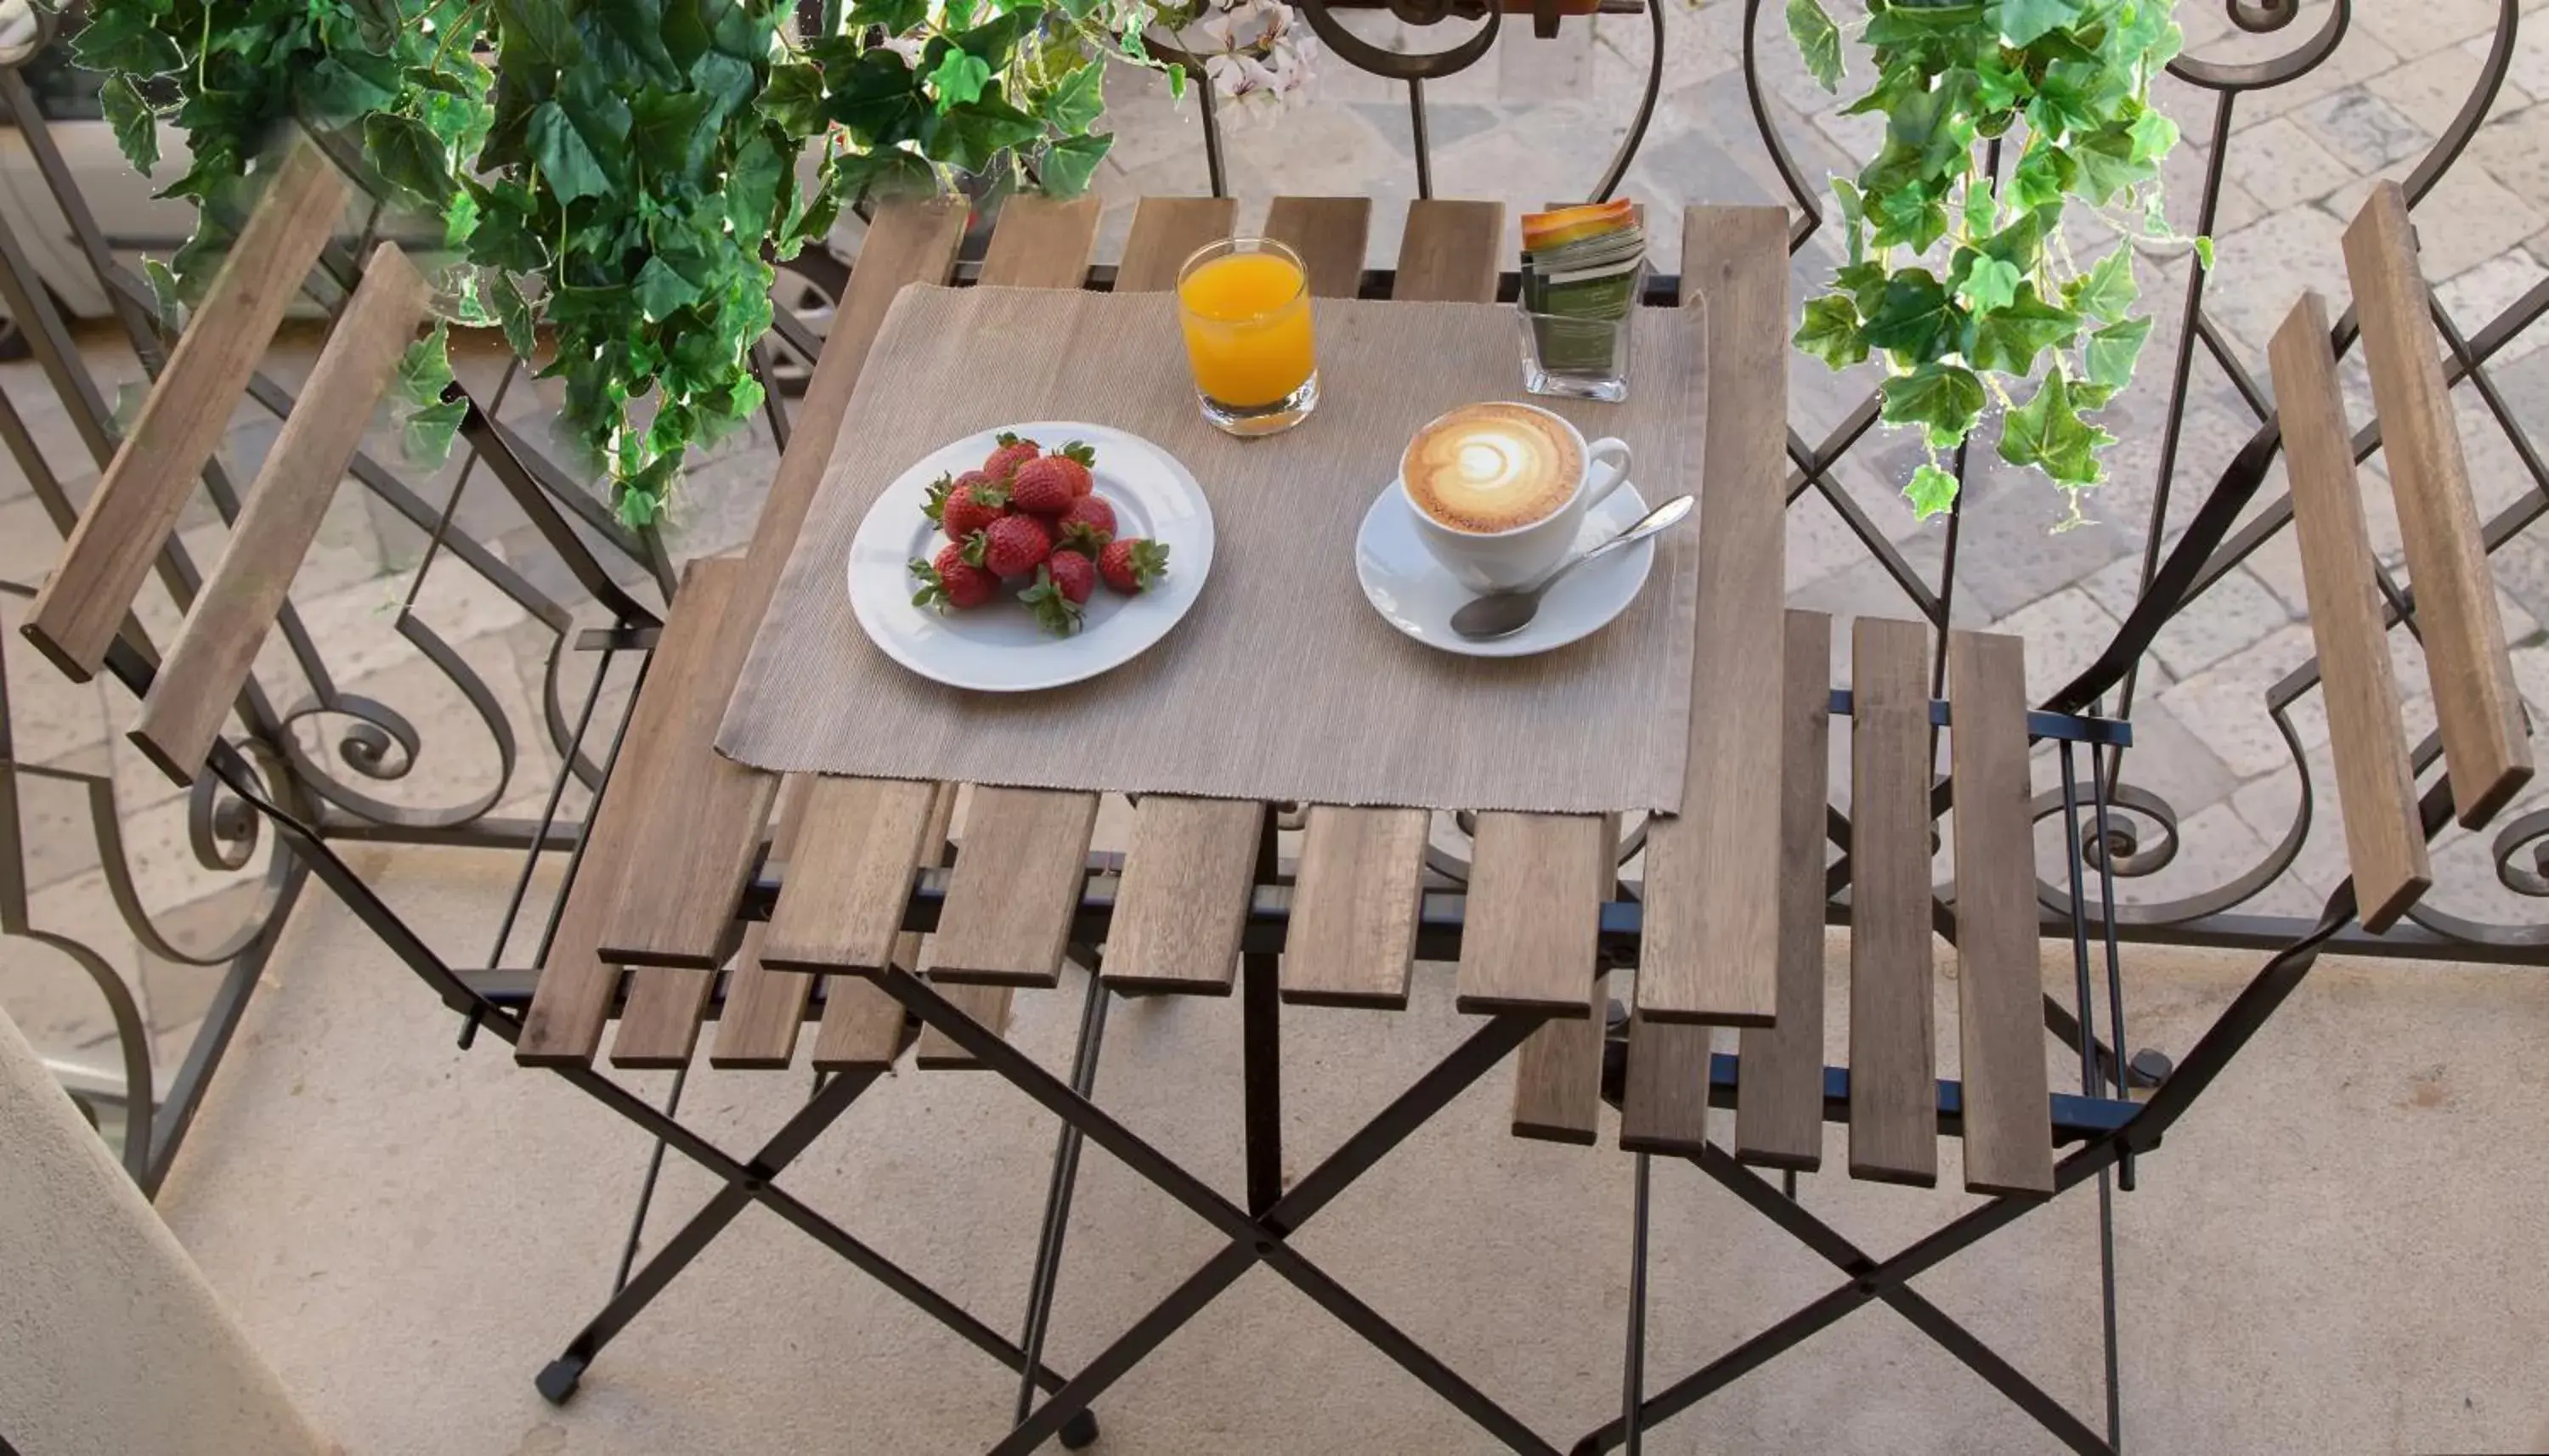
xmin=0 ymin=0 xmax=2540 ymax=1190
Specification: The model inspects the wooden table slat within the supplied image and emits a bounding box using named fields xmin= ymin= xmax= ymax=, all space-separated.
xmin=904 ymin=195 xmax=1117 ymax=1057
xmin=25 ymin=136 xmax=349 ymax=682
xmin=128 ymin=243 xmax=430 ymax=785
xmin=1115 ymin=196 xmax=1239 ymax=292
xmin=1104 ymin=798 xmax=1263 ymax=994
xmin=760 ymin=776 xmax=941 ymax=973
xmin=1393 ymin=200 xmax=1504 ymax=305
xmin=2269 ymin=291 xmax=2432 ymax=931
xmin=1945 ymin=630 xmax=2054 ymax=1198
xmin=1730 ymin=610 xmax=1834 ymax=1169
xmin=923 ymin=787 xmax=1100 ymax=986
xmin=1845 ymin=616 xmax=1938 ymax=1186
xmin=596 ymin=200 xmax=966 ymax=973
xmin=1263 ymin=196 xmax=1374 ymax=298
xmin=862 ymin=784 xmax=965 ymax=1070
xmin=709 ymin=781 xmax=814 ymax=1069
xmin=1280 ymin=806 xmax=1429 ymax=1008
xmin=1636 ymin=206 xmax=1789 ymax=1025
xmin=1457 ymin=812 xmax=1607 ymax=1015
xmin=518 ymin=558 xmax=743 ymax=1067
xmin=2341 ymin=181 xmax=2534 ymax=827
xmin=1511 ymin=813 xmax=1618 ymax=1143
xmin=1273 ymin=199 xmax=1501 ymax=1014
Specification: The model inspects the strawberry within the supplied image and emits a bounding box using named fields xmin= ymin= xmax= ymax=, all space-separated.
xmin=1097 ymin=537 xmax=1169 ymax=595
xmin=1020 ymin=551 xmax=1096 ymax=635
xmin=924 ymin=470 xmax=1008 ymax=540
xmin=1007 ymin=455 xmax=1080 ymax=515
xmin=964 ymin=513 xmax=1052 ymax=578
xmin=981 ymin=431 xmax=1041 ymax=482
xmin=909 ymin=544 xmax=996 ymax=611
xmin=1054 ymin=494 xmax=1116 ymax=554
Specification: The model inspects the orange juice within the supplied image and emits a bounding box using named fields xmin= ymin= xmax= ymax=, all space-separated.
xmin=1177 ymin=249 xmax=1315 ymax=408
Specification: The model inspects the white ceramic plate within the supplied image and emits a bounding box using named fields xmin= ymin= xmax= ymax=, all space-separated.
xmin=1354 ymin=480 xmax=1654 ymax=657
xmin=848 ymin=421 xmax=1214 ymax=691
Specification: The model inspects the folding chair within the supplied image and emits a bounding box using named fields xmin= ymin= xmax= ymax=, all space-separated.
xmin=1572 ymin=178 xmax=2534 ymax=1456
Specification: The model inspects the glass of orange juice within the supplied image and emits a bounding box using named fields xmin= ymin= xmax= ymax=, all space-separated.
xmin=1176 ymin=236 xmax=1318 ymax=437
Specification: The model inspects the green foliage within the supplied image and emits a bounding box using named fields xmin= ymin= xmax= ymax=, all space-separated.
xmin=83 ymin=0 xmax=1163 ymax=528
xmin=1783 ymin=0 xmax=2208 ymax=518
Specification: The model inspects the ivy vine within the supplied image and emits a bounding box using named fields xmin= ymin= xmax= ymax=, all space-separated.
xmin=1783 ymin=0 xmax=2207 ymax=522
xmin=78 ymin=0 xmax=1180 ymax=528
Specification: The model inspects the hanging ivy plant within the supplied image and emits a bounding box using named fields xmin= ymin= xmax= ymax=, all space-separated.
xmin=74 ymin=0 xmax=1305 ymax=530
xmin=1783 ymin=0 xmax=2207 ymax=523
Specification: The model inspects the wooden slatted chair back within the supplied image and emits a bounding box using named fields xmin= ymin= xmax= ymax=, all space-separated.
xmin=23 ymin=136 xmax=350 ymax=684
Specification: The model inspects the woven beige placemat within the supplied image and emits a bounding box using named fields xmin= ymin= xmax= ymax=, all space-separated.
xmin=716 ymin=284 xmax=1709 ymax=814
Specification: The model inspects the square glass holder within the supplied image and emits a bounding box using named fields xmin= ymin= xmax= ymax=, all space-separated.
xmin=1516 ymin=289 xmax=1641 ymax=404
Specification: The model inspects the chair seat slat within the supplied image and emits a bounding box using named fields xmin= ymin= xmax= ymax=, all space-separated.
xmin=1730 ymin=610 xmax=1834 ymax=1169
xmin=1946 ymin=630 xmax=2054 ymax=1199
xmin=1845 ymin=616 xmax=1937 ymax=1187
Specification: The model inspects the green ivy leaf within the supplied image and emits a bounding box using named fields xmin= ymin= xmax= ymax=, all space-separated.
xmin=2193 ymin=234 xmax=2215 ymax=270
xmin=1167 ymin=62 xmax=1188 ymax=100
xmin=2065 ymin=247 xmax=2136 ymax=322
xmin=927 ymin=93 xmax=1044 ymax=174
xmin=2128 ymin=110 xmax=2179 ymax=164
xmin=1044 ymin=61 xmax=1107 ymax=134
xmin=726 ymin=133 xmax=787 ymax=238
xmin=402 ymin=396 xmax=470 ymax=469
xmin=1861 ymin=269 xmax=1961 ymax=364
xmin=397 ymin=321 xmax=456 ymax=409
xmin=1785 ymin=0 xmax=1845 ymax=91
xmin=760 ymin=59 xmax=828 ymax=135
xmin=1879 ymin=362 xmax=1986 ymax=449
xmin=1998 ymin=373 xmax=2113 ymax=485
xmin=1966 ymin=284 xmax=2078 ymax=375
xmin=302 ymin=53 xmax=404 ymax=130
xmin=367 ymin=114 xmax=461 ymax=206
xmin=1957 ymin=255 xmax=2022 ymax=314
xmin=444 ymin=188 xmax=482 ymax=249
xmin=100 ymin=75 xmax=160 ymax=177
xmin=828 ymin=49 xmax=931 ymax=148
xmin=632 ymin=255 xmax=703 ymax=321
xmin=1037 ymin=133 xmax=1113 ymax=198
xmin=582 ymin=0 xmax=684 ymax=87
xmin=490 ymin=269 xmax=539 ymax=358
xmin=71 ymin=8 xmax=184 ymax=77
xmin=528 ymin=100 xmax=613 ymax=204
xmin=1997 ymin=0 xmax=2084 ymax=48
xmin=1794 ymin=295 xmax=1868 ymax=369
xmin=2006 ymin=142 xmax=2077 ymax=215
xmin=851 ymin=0 xmax=933 ymax=30
xmin=1904 ymin=462 xmax=1960 ymax=519
xmin=929 ymin=51 xmax=995 ymax=110
xmin=495 ymin=0 xmax=583 ymax=68
xmin=2083 ymin=315 xmax=2152 ymax=393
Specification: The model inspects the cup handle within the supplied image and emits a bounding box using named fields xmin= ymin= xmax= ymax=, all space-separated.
xmin=1581 ymin=437 xmax=1632 ymax=508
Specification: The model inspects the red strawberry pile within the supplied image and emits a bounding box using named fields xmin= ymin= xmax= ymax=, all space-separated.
xmin=908 ymin=433 xmax=1170 ymax=636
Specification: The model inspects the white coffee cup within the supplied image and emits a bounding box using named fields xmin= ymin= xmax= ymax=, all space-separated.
xmin=1399 ymin=401 xmax=1632 ymax=592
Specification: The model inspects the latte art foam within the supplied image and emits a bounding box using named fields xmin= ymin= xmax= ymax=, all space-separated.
xmin=1400 ymin=404 xmax=1583 ymax=533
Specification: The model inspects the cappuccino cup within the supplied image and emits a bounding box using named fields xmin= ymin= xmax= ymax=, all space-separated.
xmin=1398 ymin=401 xmax=1632 ymax=591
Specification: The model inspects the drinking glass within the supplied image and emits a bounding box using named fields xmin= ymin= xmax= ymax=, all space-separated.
xmin=1176 ymin=236 xmax=1319 ymax=437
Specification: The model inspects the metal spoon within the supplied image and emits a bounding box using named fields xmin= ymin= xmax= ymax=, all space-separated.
xmin=1450 ymin=494 xmax=1695 ymax=641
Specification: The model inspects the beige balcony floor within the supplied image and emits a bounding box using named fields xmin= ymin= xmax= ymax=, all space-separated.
xmin=147 ymin=838 xmax=2549 ymax=1455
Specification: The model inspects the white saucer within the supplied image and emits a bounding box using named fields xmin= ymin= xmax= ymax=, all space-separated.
xmin=846 ymin=421 xmax=1213 ymax=692
xmin=1354 ymin=482 xmax=1656 ymax=657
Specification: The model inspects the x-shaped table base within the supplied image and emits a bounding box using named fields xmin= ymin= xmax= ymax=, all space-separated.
xmin=867 ymin=963 xmax=1571 ymax=1456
